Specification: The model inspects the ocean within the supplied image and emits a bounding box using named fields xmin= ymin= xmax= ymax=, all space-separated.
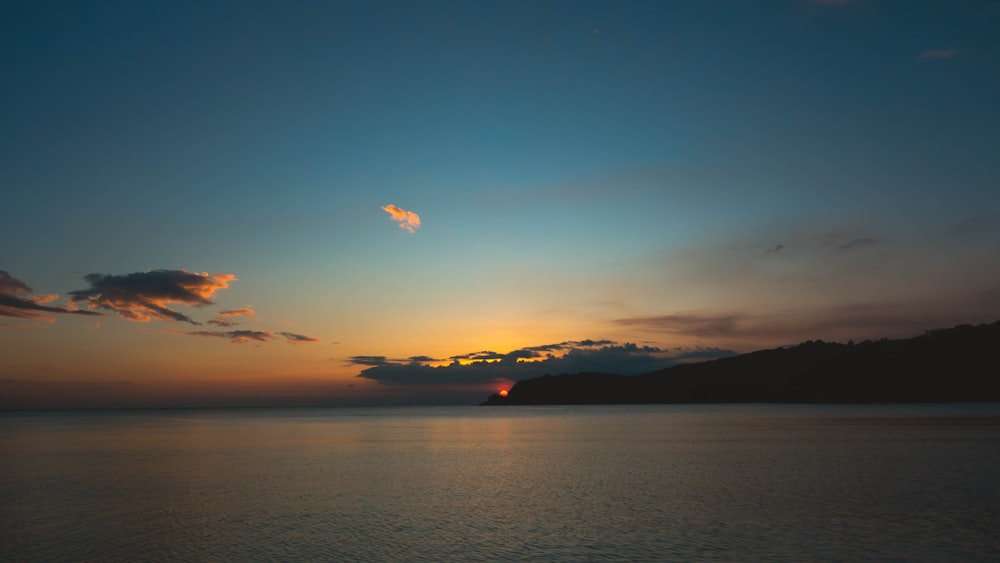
xmin=2 ymin=404 xmax=999 ymax=561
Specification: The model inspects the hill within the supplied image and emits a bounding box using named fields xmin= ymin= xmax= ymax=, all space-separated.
xmin=481 ymin=321 xmax=1000 ymax=405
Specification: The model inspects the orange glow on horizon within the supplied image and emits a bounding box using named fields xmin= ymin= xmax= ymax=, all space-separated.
xmin=426 ymin=356 xmax=551 ymax=368
xmin=499 ymin=389 xmax=508 ymax=397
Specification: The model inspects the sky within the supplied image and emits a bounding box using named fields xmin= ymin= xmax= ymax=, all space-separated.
xmin=2 ymin=0 xmax=999 ymax=408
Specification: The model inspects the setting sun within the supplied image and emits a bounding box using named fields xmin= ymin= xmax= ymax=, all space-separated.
xmin=499 ymin=389 xmax=508 ymax=397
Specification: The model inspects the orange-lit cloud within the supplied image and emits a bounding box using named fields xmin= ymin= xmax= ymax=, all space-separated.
xmin=68 ymin=269 xmax=236 ymax=324
xmin=381 ymin=204 xmax=421 ymax=233
xmin=921 ymin=49 xmax=957 ymax=60
xmin=1 ymin=270 xmax=102 ymax=321
xmin=208 ymin=307 xmax=256 ymax=327
xmin=30 ymin=293 xmax=60 ymax=304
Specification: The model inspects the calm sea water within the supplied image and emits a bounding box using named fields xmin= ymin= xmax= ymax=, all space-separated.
xmin=2 ymin=404 xmax=999 ymax=561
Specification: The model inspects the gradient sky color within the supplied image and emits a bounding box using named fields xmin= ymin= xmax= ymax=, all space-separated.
xmin=3 ymin=0 xmax=999 ymax=407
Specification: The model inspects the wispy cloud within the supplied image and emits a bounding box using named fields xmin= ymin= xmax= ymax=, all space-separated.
xmin=640 ymin=214 xmax=1000 ymax=349
xmin=381 ymin=204 xmax=421 ymax=233
xmin=69 ymin=270 xmax=236 ymax=324
xmin=178 ymin=329 xmax=320 ymax=345
xmin=0 ymin=271 xmax=32 ymax=294
xmin=185 ymin=329 xmax=275 ymax=344
xmin=208 ymin=307 xmax=256 ymax=327
xmin=279 ymin=331 xmax=320 ymax=344
xmin=838 ymin=237 xmax=877 ymax=251
xmin=1 ymin=270 xmax=102 ymax=322
xmin=921 ymin=49 xmax=957 ymax=60
xmin=615 ymin=292 xmax=1000 ymax=347
xmin=616 ymin=313 xmax=745 ymax=338
xmin=349 ymin=340 xmax=734 ymax=386
xmin=945 ymin=213 xmax=1000 ymax=238
xmin=407 ymin=355 xmax=440 ymax=362
xmin=349 ymin=355 xmax=391 ymax=366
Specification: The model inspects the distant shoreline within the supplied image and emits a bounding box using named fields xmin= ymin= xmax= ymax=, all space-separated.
xmin=482 ymin=321 xmax=1000 ymax=406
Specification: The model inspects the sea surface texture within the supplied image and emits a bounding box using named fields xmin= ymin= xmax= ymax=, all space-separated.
xmin=2 ymin=404 xmax=999 ymax=561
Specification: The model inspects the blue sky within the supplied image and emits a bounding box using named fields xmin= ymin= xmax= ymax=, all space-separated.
xmin=2 ymin=0 xmax=999 ymax=407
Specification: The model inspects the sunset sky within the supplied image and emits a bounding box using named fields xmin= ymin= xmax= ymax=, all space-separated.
xmin=3 ymin=0 xmax=999 ymax=408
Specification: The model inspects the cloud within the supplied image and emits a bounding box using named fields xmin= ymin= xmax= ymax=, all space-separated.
xmin=838 ymin=237 xmax=877 ymax=251
xmin=449 ymin=350 xmax=507 ymax=361
xmin=0 ymin=271 xmax=32 ymax=294
xmin=616 ymin=313 xmax=745 ymax=338
xmin=637 ymin=212 xmax=1000 ymax=351
xmin=350 ymin=340 xmax=735 ymax=386
xmin=407 ymin=355 xmax=440 ymax=362
xmin=349 ymin=355 xmax=390 ymax=366
xmin=179 ymin=329 xmax=319 ymax=345
xmin=945 ymin=213 xmax=1000 ymax=239
xmin=185 ymin=329 xmax=275 ymax=344
xmin=765 ymin=244 xmax=785 ymax=254
xmin=6 ymin=269 xmax=322 ymax=343
xmin=381 ymin=204 xmax=421 ymax=233
xmin=1 ymin=270 xmax=102 ymax=321
xmin=208 ymin=307 xmax=256 ymax=327
xmin=446 ymin=340 xmax=614 ymax=362
xmin=614 ymin=292 xmax=1000 ymax=347
xmin=68 ymin=270 xmax=237 ymax=324
xmin=279 ymin=331 xmax=320 ymax=344
xmin=572 ymin=339 xmax=615 ymax=347
xmin=921 ymin=49 xmax=957 ymax=60
xmin=619 ymin=309 xmax=899 ymax=342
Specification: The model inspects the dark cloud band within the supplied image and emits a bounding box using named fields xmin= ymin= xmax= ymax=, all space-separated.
xmin=69 ymin=270 xmax=237 ymax=324
xmin=178 ymin=329 xmax=320 ymax=345
xmin=1 ymin=270 xmax=102 ymax=321
xmin=351 ymin=340 xmax=734 ymax=386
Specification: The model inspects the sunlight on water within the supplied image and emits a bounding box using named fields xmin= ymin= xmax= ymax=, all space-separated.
xmin=2 ymin=405 xmax=999 ymax=561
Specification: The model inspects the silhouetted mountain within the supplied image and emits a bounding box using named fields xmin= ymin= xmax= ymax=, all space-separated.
xmin=481 ymin=321 xmax=1000 ymax=405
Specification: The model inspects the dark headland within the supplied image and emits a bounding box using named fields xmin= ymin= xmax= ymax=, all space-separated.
xmin=481 ymin=321 xmax=1000 ymax=405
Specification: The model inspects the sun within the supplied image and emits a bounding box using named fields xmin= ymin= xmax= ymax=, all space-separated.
xmin=499 ymin=389 xmax=508 ymax=397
